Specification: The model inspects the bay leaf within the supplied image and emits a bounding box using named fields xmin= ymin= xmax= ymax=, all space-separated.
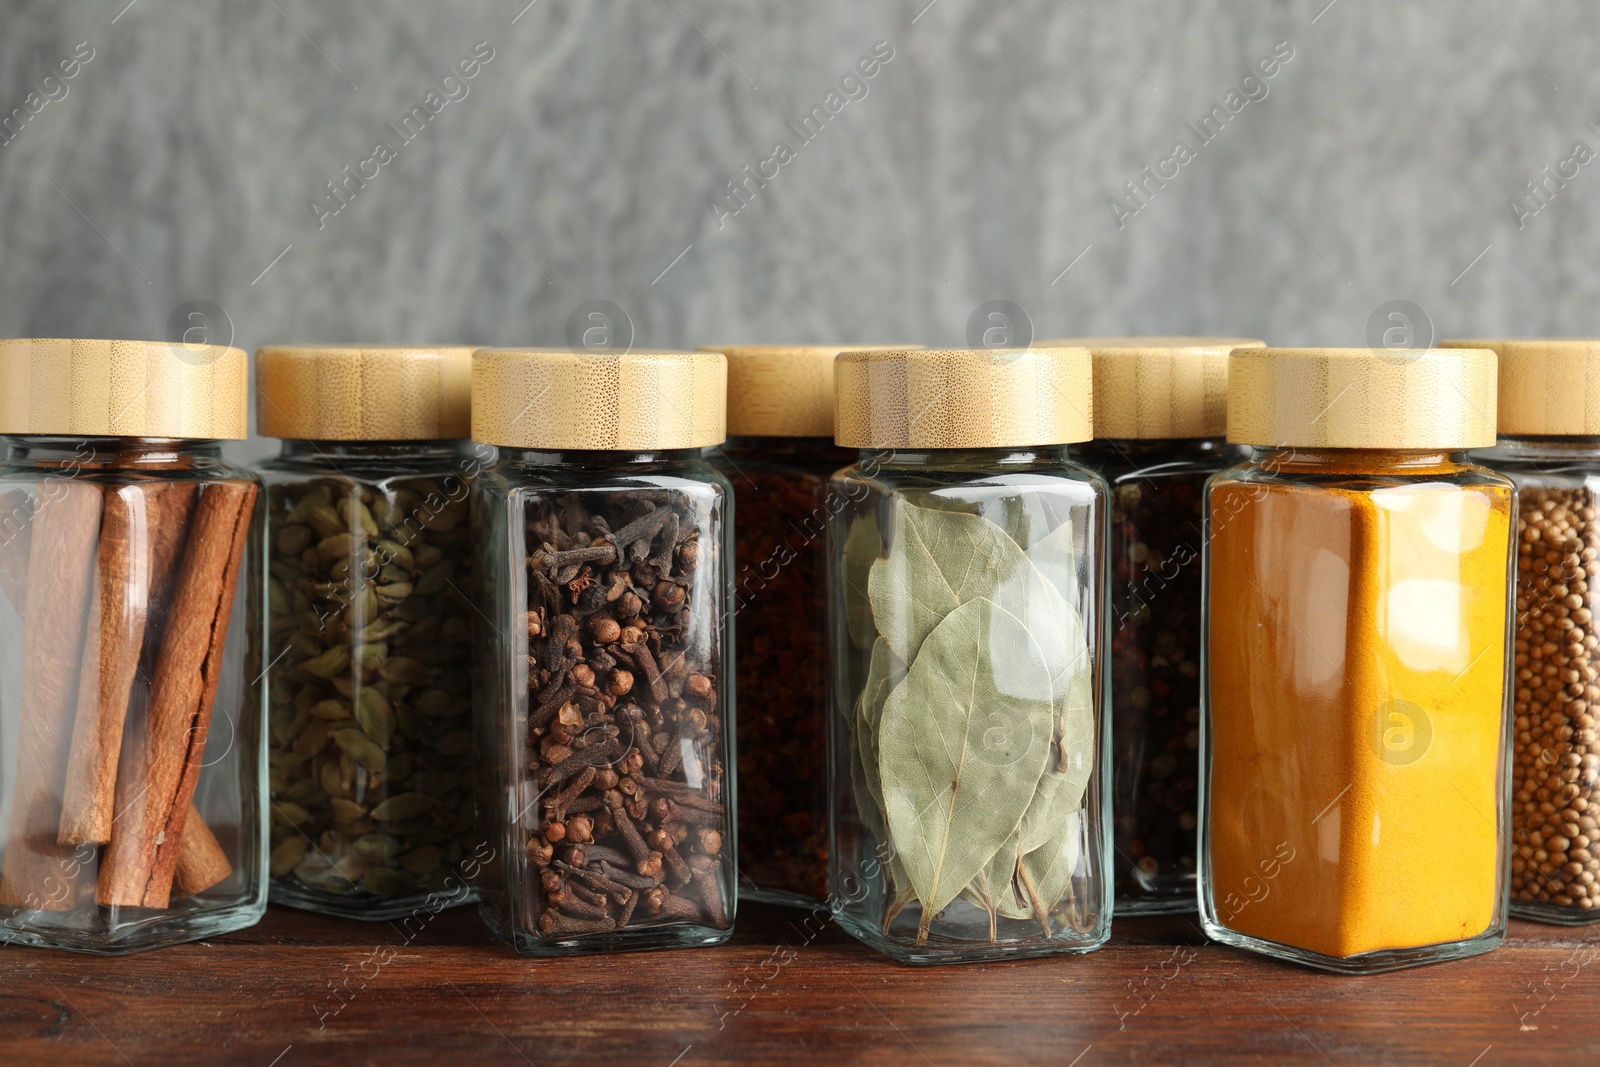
xmin=859 ymin=637 xmax=901 ymax=737
xmin=996 ymin=811 xmax=1083 ymax=923
xmin=968 ymin=773 xmax=1089 ymax=928
xmin=848 ymin=638 xmax=904 ymax=852
xmin=1020 ymin=599 xmax=1095 ymax=817
xmin=961 ymin=864 xmax=1002 ymax=941
xmin=878 ymin=597 xmax=1054 ymax=918
xmin=841 ymin=509 xmax=883 ymax=650
xmin=847 ymin=696 xmax=883 ymax=843
xmin=1027 ymin=517 xmax=1080 ymax=608
xmin=867 ymin=502 xmax=1029 ymax=664
xmin=1006 ymin=517 xmax=1096 ymax=777
xmin=950 ymin=515 xmax=1094 ymax=934
xmin=985 ymin=519 xmax=1096 ymax=926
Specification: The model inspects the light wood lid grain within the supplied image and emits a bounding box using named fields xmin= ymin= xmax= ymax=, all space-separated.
xmin=472 ymin=348 xmax=726 ymax=450
xmin=833 ymin=348 xmax=1093 ymax=449
xmin=1227 ymin=347 xmax=1497 ymax=449
xmin=1441 ymin=339 xmax=1600 ymax=436
xmin=1043 ymin=336 xmax=1266 ymax=349
xmin=699 ymin=344 xmax=921 ymax=437
xmin=0 ymin=338 xmax=247 ymax=439
xmin=256 ymin=345 xmax=474 ymax=440
xmin=1042 ymin=338 xmax=1266 ymax=439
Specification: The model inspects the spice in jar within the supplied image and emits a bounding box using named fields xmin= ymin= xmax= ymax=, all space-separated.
xmin=520 ymin=493 xmax=728 ymax=935
xmin=256 ymin=346 xmax=481 ymax=918
xmin=1203 ymin=347 xmax=1513 ymax=972
xmin=701 ymin=344 xmax=863 ymax=906
xmin=828 ymin=347 xmax=1111 ymax=964
xmin=1106 ymin=477 xmax=1204 ymax=902
xmin=1448 ymin=338 xmax=1600 ymax=924
xmin=0 ymin=338 xmax=263 ymax=953
xmin=1507 ymin=487 xmax=1600 ymax=913
xmin=1062 ymin=337 xmax=1259 ymax=912
xmin=471 ymin=347 xmax=734 ymax=954
xmin=262 ymin=476 xmax=477 ymax=903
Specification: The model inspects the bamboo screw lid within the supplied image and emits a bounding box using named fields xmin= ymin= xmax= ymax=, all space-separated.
xmin=1226 ymin=347 xmax=1498 ymax=449
xmin=256 ymin=345 xmax=474 ymax=441
xmin=1043 ymin=336 xmax=1265 ymax=349
xmin=833 ymin=348 xmax=1093 ymax=449
xmin=472 ymin=348 xmax=726 ymax=450
xmin=1441 ymin=339 xmax=1600 ymax=437
xmin=700 ymin=344 xmax=921 ymax=437
xmin=0 ymin=338 xmax=248 ymax=439
xmin=1042 ymin=337 xmax=1266 ymax=439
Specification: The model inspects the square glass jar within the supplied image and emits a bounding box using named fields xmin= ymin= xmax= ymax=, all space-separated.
xmin=472 ymin=348 xmax=736 ymax=954
xmin=0 ymin=339 xmax=265 ymax=954
xmin=701 ymin=344 xmax=873 ymax=907
xmin=1200 ymin=347 xmax=1514 ymax=973
xmin=826 ymin=348 xmax=1112 ymax=964
xmin=1056 ymin=337 xmax=1262 ymax=914
xmin=1454 ymin=338 xmax=1600 ymax=925
xmin=254 ymin=345 xmax=485 ymax=920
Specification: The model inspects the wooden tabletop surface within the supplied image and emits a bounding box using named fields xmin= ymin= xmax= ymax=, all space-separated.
xmin=1 ymin=901 xmax=1597 ymax=1066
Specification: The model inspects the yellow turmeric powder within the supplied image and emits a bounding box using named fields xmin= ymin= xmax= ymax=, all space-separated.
xmin=1204 ymin=452 xmax=1511 ymax=964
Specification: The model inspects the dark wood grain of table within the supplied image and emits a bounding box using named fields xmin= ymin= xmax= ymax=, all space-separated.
xmin=2 ymin=902 xmax=1598 ymax=1066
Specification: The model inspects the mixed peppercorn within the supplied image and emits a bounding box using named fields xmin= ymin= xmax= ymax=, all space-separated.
xmin=1105 ymin=470 xmax=1207 ymax=910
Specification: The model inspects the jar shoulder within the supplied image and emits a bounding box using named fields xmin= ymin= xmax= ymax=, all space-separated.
xmin=1076 ymin=439 xmax=1248 ymax=482
xmin=1209 ymin=460 xmax=1513 ymax=496
xmin=483 ymin=460 xmax=731 ymax=498
xmin=255 ymin=449 xmax=482 ymax=485
xmin=1476 ymin=450 xmax=1600 ymax=489
xmin=830 ymin=459 xmax=1108 ymax=498
xmin=0 ymin=459 xmax=259 ymax=486
xmin=718 ymin=437 xmax=854 ymax=478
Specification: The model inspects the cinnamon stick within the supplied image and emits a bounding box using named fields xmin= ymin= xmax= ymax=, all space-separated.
xmin=139 ymin=481 xmax=199 ymax=629
xmin=98 ymin=480 xmax=256 ymax=908
xmin=59 ymin=482 xmax=196 ymax=846
xmin=0 ymin=487 xmax=33 ymax=617
xmin=173 ymin=803 xmax=232 ymax=896
xmin=0 ymin=482 xmax=103 ymax=909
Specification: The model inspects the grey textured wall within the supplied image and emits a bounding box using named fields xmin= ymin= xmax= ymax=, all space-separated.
xmin=1 ymin=0 xmax=1598 ymax=460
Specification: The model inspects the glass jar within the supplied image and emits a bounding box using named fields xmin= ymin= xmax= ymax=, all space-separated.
xmin=472 ymin=348 xmax=735 ymax=955
xmin=701 ymin=345 xmax=860 ymax=907
xmin=827 ymin=347 xmax=1111 ymax=964
xmin=254 ymin=345 xmax=486 ymax=919
xmin=1064 ymin=339 xmax=1259 ymax=913
xmin=0 ymin=338 xmax=264 ymax=954
xmin=1200 ymin=347 xmax=1514 ymax=973
xmin=1452 ymin=338 xmax=1600 ymax=924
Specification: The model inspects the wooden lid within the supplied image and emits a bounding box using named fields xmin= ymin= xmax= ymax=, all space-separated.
xmin=833 ymin=348 xmax=1093 ymax=449
xmin=1442 ymin=339 xmax=1600 ymax=436
xmin=472 ymin=348 xmax=726 ymax=450
xmin=1043 ymin=336 xmax=1266 ymax=349
xmin=0 ymin=337 xmax=247 ymax=439
xmin=700 ymin=344 xmax=920 ymax=437
xmin=256 ymin=345 xmax=474 ymax=440
xmin=1049 ymin=338 xmax=1266 ymax=439
xmin=1226 ymin=347 xmax=1497 ymax=449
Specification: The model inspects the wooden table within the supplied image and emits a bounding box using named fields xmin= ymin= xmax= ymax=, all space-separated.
xmin=1 ymin=902 xmax=1597 ymax=1065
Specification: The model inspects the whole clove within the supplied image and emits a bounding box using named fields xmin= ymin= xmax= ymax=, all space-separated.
xmin=514 ymin=489 xmax=731 ymax=938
